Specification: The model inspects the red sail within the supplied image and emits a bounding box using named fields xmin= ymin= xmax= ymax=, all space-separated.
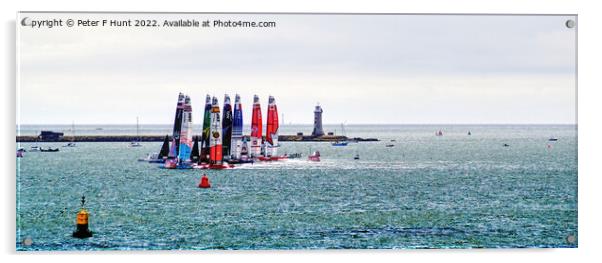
xmin=250 ymin=95 xmax=262 ymax=157
xmin=266 ymin=96 xmax=279 ymax=145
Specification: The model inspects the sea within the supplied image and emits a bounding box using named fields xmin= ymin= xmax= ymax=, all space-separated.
xmin=16 ymin=124 xmax=578 ymax=250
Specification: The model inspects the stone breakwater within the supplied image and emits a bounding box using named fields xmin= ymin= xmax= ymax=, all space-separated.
xmin=16 ymin=135 xmax=379 ymax=143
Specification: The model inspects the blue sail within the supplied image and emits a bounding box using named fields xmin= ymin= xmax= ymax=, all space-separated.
xmin=233 ymin=96 xmax=243 ymax=137
xmin=231 ymin=94 xmax=244 ymax=159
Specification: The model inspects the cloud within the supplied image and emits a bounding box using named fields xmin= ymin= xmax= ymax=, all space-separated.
xmin=17 ymin=13 xmax=576 ymax=124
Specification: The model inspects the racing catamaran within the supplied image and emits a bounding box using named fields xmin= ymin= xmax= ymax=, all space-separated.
xmin=231 ymin=94 xmax=244 ymax=160
xmin=259 ymin=96 xmax=287 ymax=161
xmin=222 ymin=94 xmax=233 ymax=161
xmin=198 ymin=96 xmax=233 ymax=169
xmin=200 ymin=94 xmax=212 ymax=163
xmin=164 ymin=93 xmax=186 ymax=168
xmin=250 ymin=95 xmax=263 ymax=158
xmin=177 ymin=95 xmax=193 ymax=164
xmin=165 ymin=94 xmax=194 ymax=168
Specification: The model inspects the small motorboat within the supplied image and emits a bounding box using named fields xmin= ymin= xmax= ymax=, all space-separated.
xmin=29 ymin=146 xmax=40 ymax=152
xmin=308 ymin=151 xmax=321 ymax=162
xmin=548 ymin=137 xmax=558 ymax=142
xmin=390 ymin=139 xmax=396 ymax=142
xmin=40 ymin=148 xmax=59 ymax=152
xmin=385 ymin=144 xmax=395 ymax=147
xmin=331 ymin=141 xmax=349 ymax=146
xmin=331 ymin=123 xmax=349 ymax=146
xmin=63 ymin=142 xmax=76 ymax=147
xmin=503 ymin=143 xmax=510 ymax=147
xmin=129 ymin=141 xmax=142 ymax=147
xmin=353 ymin=153 xmax=360 ymax=160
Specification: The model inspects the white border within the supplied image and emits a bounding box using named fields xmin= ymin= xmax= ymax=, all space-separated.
xmin=2 ymin=0 xmax=601 ymax=262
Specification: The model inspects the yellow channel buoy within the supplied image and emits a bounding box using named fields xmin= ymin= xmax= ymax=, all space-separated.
xmin=72 ymin=195 xmax=93 ymax=238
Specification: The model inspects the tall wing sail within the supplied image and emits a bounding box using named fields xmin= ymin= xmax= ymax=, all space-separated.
xmin=222 ymin=94 xmax=233 ymax=159
xmin=265 ymin=96 xmax=279 ymax=156
xmin=191 ymin=135 xmax=200 ymax=163
xmin=177 ymin=95 xmax=193 ymax=162
xmin=209 ymin=96 xmax=223 ymax=164
xmin=200 ymin=94 xmax=212 ymax=162
xmin=158 ymin=135 xmax=170 ymax=159
xmin=231 ymin=94 xmax=244 ymax=160
xmin=250 ymin=95 xmax=262 ymax=157
xmin=168 ymin=93 xmax=185 ymax=159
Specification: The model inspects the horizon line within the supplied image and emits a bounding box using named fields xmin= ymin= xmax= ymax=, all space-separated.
xmin=16 ymin=123 xmax=578 ymax=126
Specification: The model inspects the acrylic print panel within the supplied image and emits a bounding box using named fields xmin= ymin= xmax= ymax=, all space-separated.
xmin=16 ymin=12 xmax=577 ymax=250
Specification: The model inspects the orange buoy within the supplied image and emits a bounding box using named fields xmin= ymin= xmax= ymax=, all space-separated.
xmin=198 ymin=174 xmax=211 ymax=188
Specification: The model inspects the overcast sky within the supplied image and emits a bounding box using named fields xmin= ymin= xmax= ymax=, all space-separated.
xmin=17 ymin=13 xmax=576 ymax=125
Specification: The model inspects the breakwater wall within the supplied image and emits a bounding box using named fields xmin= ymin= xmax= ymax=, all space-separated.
xmin=16 ymin=135 xmax=379 ymax=143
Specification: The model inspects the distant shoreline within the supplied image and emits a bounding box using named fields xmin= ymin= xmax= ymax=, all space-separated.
xmin=16 ymin=123 xmax=577 ymax=126
xmin=16 ymin=135 xmax=379 ymax=143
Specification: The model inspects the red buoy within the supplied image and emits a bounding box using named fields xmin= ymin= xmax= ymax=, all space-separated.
xmin=198 ymin=174 xmax=211 ymax=188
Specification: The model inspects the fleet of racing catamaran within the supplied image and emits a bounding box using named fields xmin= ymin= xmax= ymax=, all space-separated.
xmin=157 ymin=92 xmax=287 ymax=169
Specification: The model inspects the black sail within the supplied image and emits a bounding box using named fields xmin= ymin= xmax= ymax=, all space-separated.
xmin=168 ymin=93 xmax=185 ymax=158
xmin=191 ymin=135 xmax=200 ymax=163
xmin=200 ymin=95 xmax=212 ymax=162
xmin=222 ymin=95 xmax=233 ymax=159
xmin=158 ymin=135 xmax=170 ymax=159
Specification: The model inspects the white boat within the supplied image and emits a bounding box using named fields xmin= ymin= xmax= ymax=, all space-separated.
xmin=63 ymin=122 xmax=77 ymax=147
xmin=129 ymin=117 xmax=142 ymax=147
xmin=331 ymin=123 xmax=349 ymax=146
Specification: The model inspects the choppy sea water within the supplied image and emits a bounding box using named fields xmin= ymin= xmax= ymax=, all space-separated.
xmin=16 ymin=125 xmax=577 ymax=250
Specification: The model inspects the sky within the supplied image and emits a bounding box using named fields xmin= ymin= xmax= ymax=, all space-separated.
xmin=17 ymin=13 xmax=577 ymax=125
